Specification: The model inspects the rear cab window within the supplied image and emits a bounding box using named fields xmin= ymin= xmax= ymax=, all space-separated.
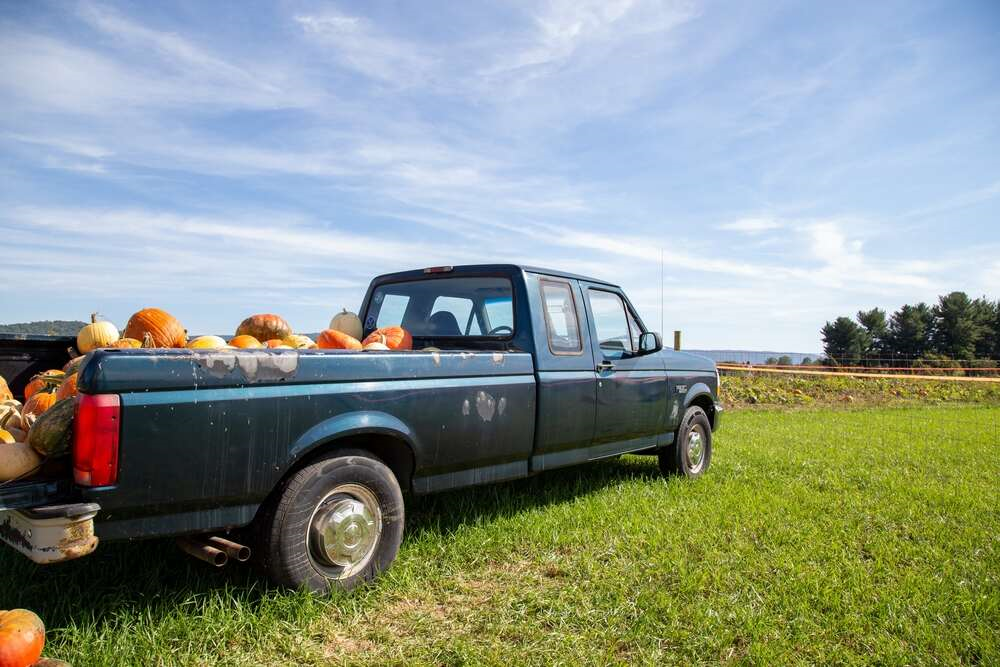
xmin=367 ymin=276 xmax=514 ymax=339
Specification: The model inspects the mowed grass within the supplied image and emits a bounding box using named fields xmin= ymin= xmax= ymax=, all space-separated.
xmin=3 ymin=406 xmax=998 ymax=665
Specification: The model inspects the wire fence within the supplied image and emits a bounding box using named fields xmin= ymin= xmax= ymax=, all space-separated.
xmin=707 ymin=351 xmax=1000 ymax=378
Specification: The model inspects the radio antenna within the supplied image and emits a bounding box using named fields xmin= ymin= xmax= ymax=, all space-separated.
xmin=660 ymin=247 xmax=664 ymax=335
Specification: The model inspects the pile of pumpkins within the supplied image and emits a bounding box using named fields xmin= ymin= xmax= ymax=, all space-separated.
xmin=0 ymin=357 xmax=79 ymax=482
xmin=0 ymin=307 xmax=415 ymax=483
xmin=73 ymin=307 xmax=413 ymax=352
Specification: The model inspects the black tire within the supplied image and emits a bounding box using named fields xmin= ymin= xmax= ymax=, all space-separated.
xmin=257 ymin=449 xmax=404 ymax=593
xmin=659 ymin=406 xmax=712 ymax=478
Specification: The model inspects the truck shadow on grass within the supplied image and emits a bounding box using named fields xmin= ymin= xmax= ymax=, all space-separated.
xmin=0 ymin=455 xmax=662 ymax=628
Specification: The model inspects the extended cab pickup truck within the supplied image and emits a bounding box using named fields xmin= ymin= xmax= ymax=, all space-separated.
xmin=0 ymin=264 xmax=721 ymax=592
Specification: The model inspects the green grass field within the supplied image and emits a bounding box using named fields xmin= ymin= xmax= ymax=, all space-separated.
xmin=4 ymin=406 xmax=999 ymax=665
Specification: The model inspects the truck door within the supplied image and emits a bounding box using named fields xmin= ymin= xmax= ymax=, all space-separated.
xmin=582 ymin=285 xmax=667 ymax=457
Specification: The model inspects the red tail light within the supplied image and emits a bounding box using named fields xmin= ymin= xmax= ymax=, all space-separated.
xmin=73 ymin=394 xmax=121 ymax=487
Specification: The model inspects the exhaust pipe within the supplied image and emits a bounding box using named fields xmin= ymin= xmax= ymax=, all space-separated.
xmin=206 ymin=536 xmax=251 ymax=562
xmin=177 ymin=537 xmax=228 ymax=567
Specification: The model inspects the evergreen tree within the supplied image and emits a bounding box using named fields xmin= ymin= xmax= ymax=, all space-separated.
xmin=857 ymin=307 xmax=888 ymax=362
xmin=971 ymin=297 xmax=998 ymax=358
xmin=821 ymin=317 xmax=867 ymax=364
xmin=888 ymin=303 xmax=933 ymax=359
xmin=932 ymin=292 xmax=985 ymax=360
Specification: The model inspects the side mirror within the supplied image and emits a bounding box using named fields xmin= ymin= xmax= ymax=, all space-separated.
xmin=639 ymin=331 xmax=662 ymax=354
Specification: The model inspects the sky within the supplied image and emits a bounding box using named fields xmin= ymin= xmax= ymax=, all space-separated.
xmin=1 ymin=0 xmax=998 ymax=352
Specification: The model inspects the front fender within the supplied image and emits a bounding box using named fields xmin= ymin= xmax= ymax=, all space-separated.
xmin=682 ymin=382 xmax=713 ymax=408
xmin=288 ymin=410 xmax=419 ymax=464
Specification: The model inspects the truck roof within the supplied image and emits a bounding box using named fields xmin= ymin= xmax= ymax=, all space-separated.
xmin=372 ymin=264 xmax=620 ymax=288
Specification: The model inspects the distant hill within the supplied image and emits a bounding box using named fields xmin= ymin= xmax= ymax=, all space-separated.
xmin=685 ymin=350 xmax=821 ymax=365
xmin=0 ymin=320 xmax=87 ymax=336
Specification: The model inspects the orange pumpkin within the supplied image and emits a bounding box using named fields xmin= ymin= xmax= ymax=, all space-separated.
xmin=0 ymin=608 xmax=45 ymax=667
xmin=124 ymin=308 xmax=187 ymax=348
xmin=24 ymin=371 xmax=64 ymax=401
xmin=229 ymin=335 xmax=263 ymax=349
xmin=0 ymin=375 xmax=11 ymax=402
xmin=362 ymin=326 xmax=412 ymax=350
xmin=235 ymin=314 xmax=292 ymax=343
xmin=264 ymin=339 xmax=287 ymax=348
xmin=108 ymin=337 xmax=142 ymax=349
xmin=55 ymin=374 xmax=78 ymax=402
xmin=317 ymin=329 xmax=363 ymax=350
xmin=22 ymin=392 xmax=57 ymax=420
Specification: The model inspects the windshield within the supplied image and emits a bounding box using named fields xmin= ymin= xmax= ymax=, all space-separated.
xmin=366 ymin=277 xmax=514 ymax=337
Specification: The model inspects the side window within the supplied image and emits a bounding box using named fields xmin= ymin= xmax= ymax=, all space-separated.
xmin=429 ymin=296 xmax=481 ymax=335
xmin=588 ymin=289 xmax=632 ymax=360
xmin=540 ymin=280 xmax=582 ymax=354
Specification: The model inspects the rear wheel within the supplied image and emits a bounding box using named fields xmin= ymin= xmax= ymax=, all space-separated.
xmin=257 ymin=449 xmax=404 ymax=593
xmin=659 ymin=406 xmax=712 ymax=478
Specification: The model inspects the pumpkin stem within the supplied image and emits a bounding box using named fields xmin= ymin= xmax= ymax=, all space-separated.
xmin=91 ymin=312 xmax=98 ymax=323
xmin=142 ymin=332 xmax=155 ymax=348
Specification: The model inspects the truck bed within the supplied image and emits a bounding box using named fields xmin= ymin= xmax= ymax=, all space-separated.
xmin=76 ymin=346 xmax=537 ymax=539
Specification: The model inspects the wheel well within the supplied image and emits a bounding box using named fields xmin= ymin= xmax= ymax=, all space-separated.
xmin=689 ymin=394 xmax=716 ymax=429
xmin=289 ymin=433 xmax=415 ymax=493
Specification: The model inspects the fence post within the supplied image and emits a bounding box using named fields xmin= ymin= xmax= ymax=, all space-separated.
xmin=673 ymin=330 xmax=681 ymax=351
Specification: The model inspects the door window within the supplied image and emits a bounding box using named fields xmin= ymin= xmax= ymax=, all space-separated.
xmin=540 ymin=280 xmax=582 ymax=354
xmin=588 ymin=289 xmax=633 ymax=360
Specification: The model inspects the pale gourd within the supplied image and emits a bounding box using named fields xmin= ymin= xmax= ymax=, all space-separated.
xmin=0 ymin=441 xmax=42 ymax=481
xmin=0 ymin=401 xmax=22 ymax=430
xmin=77 ymin=313 xmax=120 ymax=353
xmin=187 ymin=335 xmax=228 ymax=349
xmin=363 ymin=341 xmax=390 ymax=351
xmin=329 ymin=309 xmax=363 ymax=341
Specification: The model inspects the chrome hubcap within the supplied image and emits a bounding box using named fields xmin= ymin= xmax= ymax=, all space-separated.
xmin=687 ymin=427 xmax=705 ymax=472
xmin=309 ymin=484 xmax=381 ymax=578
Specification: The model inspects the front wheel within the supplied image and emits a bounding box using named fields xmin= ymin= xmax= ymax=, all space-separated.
xmin=659 ymin=406 xmax=712 ymax=478
xmin=257 ymin=449 xmax=404 ymax=593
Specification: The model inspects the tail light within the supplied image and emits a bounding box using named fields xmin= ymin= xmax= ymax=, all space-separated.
xmin=73 ymin=394 xmax=121 ymax=487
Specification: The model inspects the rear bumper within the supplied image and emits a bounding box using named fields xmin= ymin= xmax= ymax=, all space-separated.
xmin=0 ymin=503 xmax=100 ymax=564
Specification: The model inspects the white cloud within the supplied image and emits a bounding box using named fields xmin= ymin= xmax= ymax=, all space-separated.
xmin=294 ymin=12 xmax=433 ymax=86
xmin=718 ymin=217 xmax=782 ymax=234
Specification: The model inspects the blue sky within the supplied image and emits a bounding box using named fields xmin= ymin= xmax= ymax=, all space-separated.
xmin=1 ymin=0 xmax=998 ymax=351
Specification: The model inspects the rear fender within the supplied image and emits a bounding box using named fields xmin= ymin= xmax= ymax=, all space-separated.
xmin=288 ymin=410 xmax=419 ymax=468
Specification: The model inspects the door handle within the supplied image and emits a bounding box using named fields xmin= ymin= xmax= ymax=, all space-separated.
xmin=596 ymin=361 xmax=615 ymax=372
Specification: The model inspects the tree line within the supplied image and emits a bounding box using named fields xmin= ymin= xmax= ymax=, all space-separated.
xmin=821 ymin=292 xmax=999 ymax=366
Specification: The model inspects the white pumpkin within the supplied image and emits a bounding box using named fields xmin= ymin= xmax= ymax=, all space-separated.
xmin=329 ymin=309 xmax=363 ymax=341
xmin=78 ymin=313 xmax=120 ymax=353
xmin=0 ymin=441 xmax=42 ymax=481
xmin=363 ymin=342 xmax=390 ymax=351
xmin=187 ymin=335 xmax=229 ymax=349
xmin=0 ymin=402 xmax=21 ymax=430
